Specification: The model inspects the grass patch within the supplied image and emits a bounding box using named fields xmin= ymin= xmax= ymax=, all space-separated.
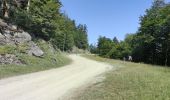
xmin=0 ymin=45 xmax=17 ymax=54
xmin=73 ymin=54 xmax=170 ymax=100
xmin=0 ymin=40 xmax=71 ymax=79
xmin=0 ymin=53 xmax=71 ymax=79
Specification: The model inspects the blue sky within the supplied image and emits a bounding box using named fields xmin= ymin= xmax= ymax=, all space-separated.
xmin=61 ymin=0 xmax=170 ymax=44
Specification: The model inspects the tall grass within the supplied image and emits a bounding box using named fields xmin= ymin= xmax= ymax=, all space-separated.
xmin=73 ymin=55 xmax=170 ymax=100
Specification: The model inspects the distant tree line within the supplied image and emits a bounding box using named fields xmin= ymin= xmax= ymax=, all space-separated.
xmin=90 ymin=36 xmax=132 ymax=60
xmin=0 ymin=0 xmax=88 ymax=51
xmin=90 ymin=0 xmax=170 ymax=66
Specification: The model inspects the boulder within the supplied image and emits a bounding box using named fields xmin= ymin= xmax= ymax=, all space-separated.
xmin=0 ymin=33 xmax=15 ymax=45
xmin=4 ymin=33 xmax=15 ymax=45
xmin=4 ymin=30 xmax=11 ymax=34
xmin=10 ymin=25 xmax=17 ymax=30
xmin=27 ymin=42 xmax=44 ymax=57
xmin=14 ymin=32 xmax=32 ymax=44
xmin=48 ymin=43 xmax=55 ymax=54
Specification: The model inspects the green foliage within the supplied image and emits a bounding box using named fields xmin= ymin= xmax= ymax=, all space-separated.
xmin=28 ymin=0 xmax=61 ymax=40
xmin=89 ymin=44 xmax=98 ymax=54
xmin=92 ymin=0 xmax=170 ymax=66
xmin=0 ymin=0 xmax=88 ymax=51
xmin=95 ymin=36 xmax=132 ymax=60
xmin=0 ymin=45 xmax=17 ymax=54
xmin=9 ymin=8 xmax=32 ymax=29
xmin=131 ymin=0 xmax=170 ymax=66
xmin=65 ymin=33 xmax=74 ymax=51
xmin=107 ymin=42 xmax=131 ymax=59
xmin=0 ymin=44 xmax=28 ymax=55
xmin=74 ymin=24 xmax=89 ymax=50
xmin=97 ymin=36 xmax=114 ymax=56
xmin=17 ymin=43 xmax=29 ymax=53
xmin=113 ymin=37 xmax=119 ymax=44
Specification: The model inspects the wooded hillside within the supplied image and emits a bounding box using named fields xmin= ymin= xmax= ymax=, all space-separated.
xmin=0 ymin=0 xmax=88 ymax=51
xmin=90 ymin=0 xmax=170 ymax=66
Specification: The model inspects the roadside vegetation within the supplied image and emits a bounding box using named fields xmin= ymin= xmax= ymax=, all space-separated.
xmin=71 ymin=55 xmax=170 ymax=100
xmin=0 ymin=54 xmax=70 ymax=79
xmin=0 ymin=40 xmax=71 ymax=79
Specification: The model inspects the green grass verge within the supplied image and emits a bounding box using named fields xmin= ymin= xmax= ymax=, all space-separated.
xmin=0 ymin=40 xmax=72 ymax=79
xmin=73 ymin=54 xmax=170 ymax=100
xmin=0 ymin=53 xmax=71 ymax=79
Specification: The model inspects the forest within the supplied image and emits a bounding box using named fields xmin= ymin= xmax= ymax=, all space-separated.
xmin=90 ymin=0 xmax=170 ymax=66
xmin=0 ymin=0 xmax=88 ymax=51
xmin=0 ymin=0 xmax=169 ymax=66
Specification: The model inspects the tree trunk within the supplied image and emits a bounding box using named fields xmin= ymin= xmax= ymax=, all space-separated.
xmin=165 ymin=47 xmax=168 ymax=66
xmin=13 ymin=0 xmax=19 ymax=7
xmin=27 ymin=0 xmax=30 ymax=12
xmin=2 ymin=0 xmax=9 ymax=18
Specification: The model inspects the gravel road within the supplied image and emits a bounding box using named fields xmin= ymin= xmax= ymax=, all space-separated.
xmin=0 ymin=55 xmax=112 ymax=100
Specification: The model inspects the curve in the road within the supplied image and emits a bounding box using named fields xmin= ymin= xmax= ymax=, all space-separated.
xmin=0 ymin=55 xmax=112 ymax=100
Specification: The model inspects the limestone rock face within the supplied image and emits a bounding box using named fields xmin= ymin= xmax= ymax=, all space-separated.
xmin=14 ymin=32 xmax=32 ymax=44
xmin=0 ymin=19 xmax=44 ymax=65
xmin=0 ymin=33 xmax=6 ymax=45
xmin=0 ymin=31 xmax=32 ymax=45
xmin=0 ymin=54 xmax=22 ymax=65
xmin=0 ymin=30 xmax=44 ymax=57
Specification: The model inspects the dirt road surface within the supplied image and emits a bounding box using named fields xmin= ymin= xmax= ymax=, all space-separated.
xmin=0 ymin=55 xmax=112 ymax=100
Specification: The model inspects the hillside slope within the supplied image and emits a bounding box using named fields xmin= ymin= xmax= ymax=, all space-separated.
xmin=0 ymin=19 xmax=71 ymax=79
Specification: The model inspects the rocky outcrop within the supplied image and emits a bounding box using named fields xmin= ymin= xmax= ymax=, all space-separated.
xmin=14 ymin=31 xmax=32 ymax=44
xmin=0 ymin=31 xmax=44 ymax=57
xmin=0 ymin=19 xmax=44 ymax=64
xmin=0 ymin=54 xmax=22 ymax=65
xmin=27 ymin=41 xmax=44 ymax=57
xmin=0 ymin=32 xmax=31 ymax=45
xmin=0 ymin=31 xmax=32 ymax=45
